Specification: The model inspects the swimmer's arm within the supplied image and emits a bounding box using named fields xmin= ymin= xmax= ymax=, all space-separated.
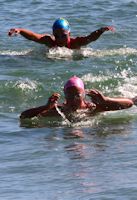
xmin=86 ymin=89 xmax=133 ymax=112
xmin=20 ymin=93 xmax=61 ymax=119
xmin=20 ymin=104 xmax=51 ymax=119
xmin=73 ymin=26 xmax=115 ymax=47
xmin=8 ymin=28 xmax=53 ymax=45
xmin=87 ymin=26 xmax=115 ymax=43
xmin=99 ymin=97 xmax=133 ymax=111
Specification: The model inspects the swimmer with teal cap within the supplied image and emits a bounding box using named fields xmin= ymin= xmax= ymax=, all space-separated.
xmin=20 ymin=76 xmax=134 ymax=121
xmin=52 ymin=18 xmax=70 ymax=32
xmin=8 ymin=17 xmax=115 ymax=49
xmin=52 ymin=18 xmax=71 ymax=47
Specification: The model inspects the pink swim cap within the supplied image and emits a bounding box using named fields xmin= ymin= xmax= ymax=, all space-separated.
xmin=64 ymin=76 xmax=85 ymax=93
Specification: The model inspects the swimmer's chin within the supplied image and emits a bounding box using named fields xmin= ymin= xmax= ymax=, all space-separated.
xmin=56 ymin=43 xmax=66 ymax=47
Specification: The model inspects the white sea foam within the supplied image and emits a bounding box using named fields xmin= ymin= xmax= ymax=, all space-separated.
xmin=2 ymin=47 xmax=137 ymax=59
xmin=0 ymin=49 xmax=32 ymax=56
xmin=14 ymin=79 xmax=38 ymax=91
xmin=82 ymin=73 xmax=109 ymax=83
xmin=79 ymin=47 xmax=137 ymax=57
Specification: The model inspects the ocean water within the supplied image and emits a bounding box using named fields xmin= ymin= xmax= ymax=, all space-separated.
xmin=1 ymin=0 xmax=137 ymax=199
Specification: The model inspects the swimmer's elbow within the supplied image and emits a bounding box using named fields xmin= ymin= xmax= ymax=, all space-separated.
xmin=20 ymin=113 xmax=29 ymax=119
xmin=128 ymin=100 xmax=134 ymax=108
xmin=121 ymin=100 xmax=133 ymax=109
xmin=20 ymin=111 xmax=34 ymax=119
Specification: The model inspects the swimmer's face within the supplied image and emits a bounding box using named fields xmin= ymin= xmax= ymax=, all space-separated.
xmin=53 ymin=28 xmax=70 ymax=47
xmin=65 ymin=86 xmax=85 ymax=105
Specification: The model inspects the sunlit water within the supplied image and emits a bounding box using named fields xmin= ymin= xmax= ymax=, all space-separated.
xmin=1 ymin=0 xmax=137 ymax=199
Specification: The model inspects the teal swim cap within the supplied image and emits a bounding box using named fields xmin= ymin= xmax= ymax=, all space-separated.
xmin=53 ymin=18 xmax=70 ymax=32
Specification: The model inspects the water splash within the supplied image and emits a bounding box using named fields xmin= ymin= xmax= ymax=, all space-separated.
xmin=81 ymin=68 xmax=137 ymax=99
xmin=20 ymin=111 xmax=102 ymax=128
xmin=118 ymin=75 xmax=137 ymax=98
xmin=20 ymin=107 xmax=137 ymax=128
xmin=2 ymin=47 xmax=137 ymax=59
xmin=46 ymin=46 xmax=137 ymax=60
xmin=68 ymin=115 xmax=100 ymax=128
xmin=55 ymin=104 xmax=71 ymax=126
xmin=46 ymin=47 xmax=73 ymax=60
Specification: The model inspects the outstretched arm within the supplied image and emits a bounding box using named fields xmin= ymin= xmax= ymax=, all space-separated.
xmin=86 ymin=89 xmax=133 ymax=112
xmin=74 ymin=26 xmax=115 ymax=48
xmin=20 ymin=93 xmax=61 ymax=119
xmin=8 ymin=28 xmax=53 ymax=45
xmin=88 ymin=26 xmax=115 ymax=42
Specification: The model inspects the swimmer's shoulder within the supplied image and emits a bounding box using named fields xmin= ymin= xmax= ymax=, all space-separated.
xmin=69 ymin=36 xmax=88 ymax=49
xmin=40 ymin=34 xmax=56 ymax=47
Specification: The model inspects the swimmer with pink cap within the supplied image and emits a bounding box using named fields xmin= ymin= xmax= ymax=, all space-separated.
xmin=64 ymin=76 xmax=84 ymax=93
xmin=63 ymin=76 xmax=87 ymax=109
xmin=20 ymin=76 xmax=134 ymax=122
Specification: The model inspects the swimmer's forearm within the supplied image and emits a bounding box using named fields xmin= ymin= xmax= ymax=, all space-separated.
xmin=87 ymin=28 xmax=105 ymax=42
xmin=78 ymin=28 xmax=106 ymax=46
xmin=87 ymin=26 xmax=114 ymax=43
xmin=97 ymin=97 xmax=133 ymax=111
xmin=20 ymin=104 xmax=50 ymax=119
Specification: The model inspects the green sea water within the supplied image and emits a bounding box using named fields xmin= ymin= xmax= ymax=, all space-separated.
xmin=1 ymin=0 xmax=137 ymax=199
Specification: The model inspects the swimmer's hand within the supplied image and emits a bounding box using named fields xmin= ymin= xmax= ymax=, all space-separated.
xmin=86 ymin=89 xmax=106 ymax=105
xmin=47 ymin=93 xmax=61 ymax=109
xmin=8 ymin=28 xmax=21 ymax=36
xmin=100 ymin=26 xmax=115 ymax=32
